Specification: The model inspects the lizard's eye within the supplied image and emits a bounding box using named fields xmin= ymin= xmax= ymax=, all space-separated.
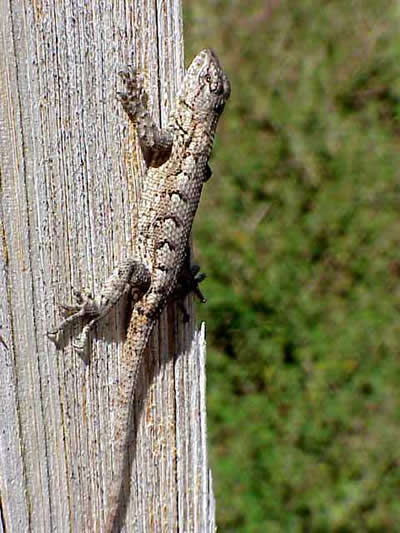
xmin=205 ymin=74 xmax=212 ymax=83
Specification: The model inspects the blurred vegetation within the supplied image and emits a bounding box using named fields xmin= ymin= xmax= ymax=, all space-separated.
xmin=184 ymin=1 xmax=400 ymax=531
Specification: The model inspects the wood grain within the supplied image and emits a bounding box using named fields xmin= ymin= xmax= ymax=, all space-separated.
xmin=0 ymin=1 xmax=215 ymax=531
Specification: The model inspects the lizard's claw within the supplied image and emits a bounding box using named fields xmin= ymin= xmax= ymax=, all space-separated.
xmin=46 ymin=329 xmax=62 ymax=349
xmin=189 ymin=264 xmax=207 ymax=303
xmin=58 ymin=303 xmax=81 ymax=318
xmin=72 ymin=336 xmax=87 ymax=354
xmin=72 ymin=288 xmax=93 ymax=304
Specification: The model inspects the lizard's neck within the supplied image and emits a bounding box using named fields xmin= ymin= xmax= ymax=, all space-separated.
xmin=173 ymin=105 xmax=220 ymax=157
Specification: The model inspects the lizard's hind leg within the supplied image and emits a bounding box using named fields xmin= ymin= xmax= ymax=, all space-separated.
xmin=173 ymin=263 xmax=207 ymax=322
xmin=48 ymin=259 xmax=151 ymax=352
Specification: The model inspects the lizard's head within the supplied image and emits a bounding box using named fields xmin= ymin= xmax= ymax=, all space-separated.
xmin=183 ymin=49 xmax=231 ymax=115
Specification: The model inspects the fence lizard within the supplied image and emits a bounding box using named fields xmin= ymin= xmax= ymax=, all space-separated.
xmin=48 ymin=48 xmax=230 ymax=532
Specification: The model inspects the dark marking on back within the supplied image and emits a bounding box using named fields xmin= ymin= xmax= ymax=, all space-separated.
xmin=168 ymin=190 xmax=189 ymax=203
xmin=155 ymin=239 xmax=176 ymax=251
xmin=154 ymin=214 xmax=184 ymax=228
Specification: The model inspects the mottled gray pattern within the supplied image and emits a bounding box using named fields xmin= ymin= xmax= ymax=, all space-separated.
xmin=48 ymin=49 xmax=230 ymax=532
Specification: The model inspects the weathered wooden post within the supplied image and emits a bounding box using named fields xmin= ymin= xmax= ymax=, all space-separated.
xmin=0 ymin=2 xmax=215 ymax=531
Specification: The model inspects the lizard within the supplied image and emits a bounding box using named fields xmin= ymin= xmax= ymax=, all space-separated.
xmin=48 ymin=48 xmax=230 ymax=532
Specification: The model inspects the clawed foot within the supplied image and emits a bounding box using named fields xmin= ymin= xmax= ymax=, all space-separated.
xmin=56 ymin=288 xmax=93 ymax=316
xmin=117 ymin=66 xmax=147 ymax=119
xmin=47 ymin=288 xmax=99 ymax=352
xmin=188 ymin=265 xmax=207 ymax=304
xmin=174 ymin=264 xmax=207 ymax=322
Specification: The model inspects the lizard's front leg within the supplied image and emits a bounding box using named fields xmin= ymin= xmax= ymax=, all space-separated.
xmin=118 ymin=66 xmax=174 ymax=168
xmin=48 ymin=259 xmax=150 ymax=352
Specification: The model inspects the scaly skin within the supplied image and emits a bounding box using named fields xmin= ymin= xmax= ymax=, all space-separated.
xmin=48 ymin=49 xmax=230 ymax=532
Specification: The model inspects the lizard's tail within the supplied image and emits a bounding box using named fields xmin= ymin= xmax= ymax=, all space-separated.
xmin=105 ymin=305 xmax=155 ymax=533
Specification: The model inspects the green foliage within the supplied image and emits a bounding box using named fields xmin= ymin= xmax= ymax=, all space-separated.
xmin=185 ymin=0 xmax=400 ymax=531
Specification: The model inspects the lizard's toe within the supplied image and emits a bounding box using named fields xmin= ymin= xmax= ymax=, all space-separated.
xmin=47 ymin=330 xmax=61 ymax=349
xmin=117 ymin=91 xmax=128 ymax=101
xmin=58 ymin=303 xmax=80 ymax=318
xmin=72 ymin=338 xmax=86 ymax=353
